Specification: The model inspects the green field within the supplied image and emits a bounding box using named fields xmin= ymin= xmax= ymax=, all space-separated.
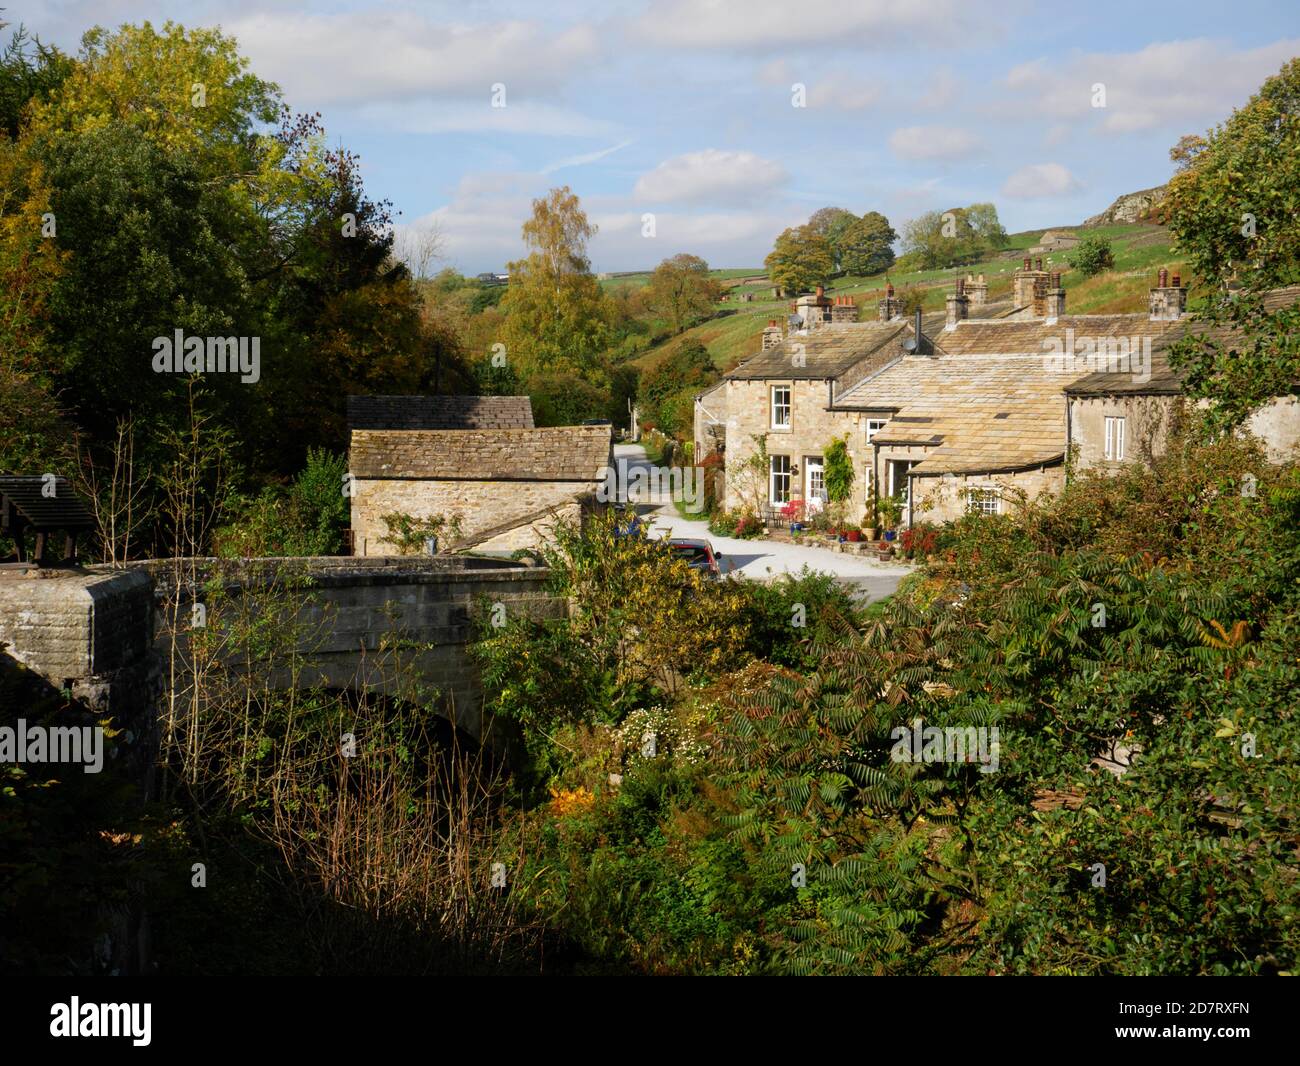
xmin=630 ymin=223 xmax=1185 ymax=373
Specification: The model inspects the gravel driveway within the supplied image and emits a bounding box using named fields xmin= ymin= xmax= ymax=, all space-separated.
xmin=615 ymin=443 xmax=912 ymax=604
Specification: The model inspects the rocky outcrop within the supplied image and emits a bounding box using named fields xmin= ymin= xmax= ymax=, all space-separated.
xmin=1083 ymin=185 xmax=1167 ymax=227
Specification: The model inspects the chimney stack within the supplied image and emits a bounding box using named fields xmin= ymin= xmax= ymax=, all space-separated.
xmin=945 ymin=280 xmax=970 ymax=331
xmin=1013 ymin=258 xmax=1051 ymax=315
xmin=762 ymin=319 xmax=784 ymax=350
xmin=1045 ymin=272 xmax=1066 ymax=322
xmin=831 ymin=295 xmax=859 ymax=323
xmin=878 ymin=281 xmax=898 ymax=322
xmin=1149 ymin=268 xmax=1187 ymax=321
xmin=965 ymin=273 xmax=988 ymax=307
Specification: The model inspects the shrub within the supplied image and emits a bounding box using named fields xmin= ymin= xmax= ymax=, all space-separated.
xmin=1068 ymin=234 xmax=1115 ymax=278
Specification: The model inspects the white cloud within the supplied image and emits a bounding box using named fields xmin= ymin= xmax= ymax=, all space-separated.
xmin=636 ymin=0 xmax=988 ymax=51
xmin=633 ymin=149 xmax=788 ymax=204
xmin=1004 ymin=37 xmax=1300 ymax=134
xmin=1001 ymin=162 xmax=1081 ymax=199
xmin=225 ymin=12 xmax=601 ymax=108
xmin=888 ymin=125 xmax=983 ymax=161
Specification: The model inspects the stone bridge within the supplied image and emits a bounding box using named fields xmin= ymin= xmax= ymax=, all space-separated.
xmin=0 ymin=555 xmax=560 ymax=746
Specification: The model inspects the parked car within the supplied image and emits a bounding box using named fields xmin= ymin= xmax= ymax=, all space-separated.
xmin=667 ymin=537 xmax=723 ymax=577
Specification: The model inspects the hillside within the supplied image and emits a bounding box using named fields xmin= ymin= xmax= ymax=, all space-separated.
xmin=632 ymin=222 xmax=1183 ymax=375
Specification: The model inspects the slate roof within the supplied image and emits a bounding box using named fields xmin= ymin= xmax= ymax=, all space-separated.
xmin=350 ymin=425 xmax=612 ymax=481
xmin=725 ymin=319 xmax=923 ymax=382
xmin=347 ymin=395 xmax=535 ymax=430
xmin=935 ymin=314 xmax=1180 ymax=357
xmin=1066 ymin=286 xmax=1300 ymax=395
xmin=838 ymin=355 xmax=1083 ymax=475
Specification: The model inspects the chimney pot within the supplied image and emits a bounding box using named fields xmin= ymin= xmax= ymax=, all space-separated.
xmin=1035 ymin=257 xmax=1044 ymax=272
xmin=1171 ymin=273 xmax=1181 ymax=288
xmin=1158 ymin=268 xmax=1168 ymax=287
xmin=1023 ymin=257 xmax=1031 ymax=271
xmin=886 ymin=282 xmax=894 ymax=296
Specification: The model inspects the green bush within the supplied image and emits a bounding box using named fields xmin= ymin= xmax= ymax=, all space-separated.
xmin=1068 ymin=234 xmax=1115 ymax=278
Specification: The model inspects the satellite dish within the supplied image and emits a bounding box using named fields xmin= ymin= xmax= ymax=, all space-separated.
xmin=787 ymin=313 xmax=803 ymax=327
xmin=902 ymin=337 xmax=918 ymax=353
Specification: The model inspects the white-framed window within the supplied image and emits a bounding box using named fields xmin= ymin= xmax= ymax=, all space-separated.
xmin=866 ymin=418 xmax=888 ymax=443
xmin=770 ymin=385 xmax=791 ymax=429
xmin=770 ymin=455 xmax=792 ymax=504
xmin=1104 ymin=415 xmax=1126 ymax=461
xmin=967 ymin=488 xmax=1001 ymax=515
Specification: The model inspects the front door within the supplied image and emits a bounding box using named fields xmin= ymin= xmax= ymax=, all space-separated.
xmin=805 ymin=456 xmax=826 ymax=513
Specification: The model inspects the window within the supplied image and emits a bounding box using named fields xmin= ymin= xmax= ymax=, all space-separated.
xmin=866 ymin=419 xmax=888 ymax=443
xmin=967 ymin=488 xmax=1001 ymax=515
xmin=770 ymin=455 xmax=792 ymax=504
xmin=771 ymin=385 xmax=791 ymax=429
xmin=1104 ymin=415 xmax=1126 ymax=461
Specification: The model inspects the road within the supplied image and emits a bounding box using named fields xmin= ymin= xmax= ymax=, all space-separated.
xmin=614 ymin=443 xmax=912 ymax=604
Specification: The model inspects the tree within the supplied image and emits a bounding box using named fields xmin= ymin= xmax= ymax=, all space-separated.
xmin=823 ymin=435 xmax=855 ymax=528
xmin=807 ymin=206 xmax=857 ymax=269
xmin=963 ymin=202 xmax=1009 ymax=252
xmin=0 ymin=26 xmax=73 ymax=140
xmin=393 ymin=223 xmax=444 ymax=281
xmin=901 ymin=203 xmax=1007 ymax=269
xmin=838 ymin=211 xmax=897 ymax=276
xmin=645 ymin=253 xmax=720 ymax=333
xmin=500 ymin=186 xmax=613 ymax=382
xmin=639 ymin=339 xmax=715 ymax=435
xmin=1164 ymin=57 xmax=1300 ymax=429
xmin=765 ymin=225 xmax=834 ymax=295
xmin=1068 ymin=234 xmax=1115 ymax=278
xmin=901 ymin=210 xmax=966 ymax=270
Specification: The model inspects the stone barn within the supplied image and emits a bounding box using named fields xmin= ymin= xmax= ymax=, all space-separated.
xmin=347 ymin=396 xmax=612 ymax=555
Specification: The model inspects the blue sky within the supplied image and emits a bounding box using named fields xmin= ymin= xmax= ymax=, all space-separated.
xmin=21 ymin=0 xmax=1300 ymax=273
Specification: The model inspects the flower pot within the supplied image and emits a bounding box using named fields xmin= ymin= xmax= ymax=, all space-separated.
xmin=863 ymin=527 xmax=877 ymax=541
xmin=883 ymin=530 xmax=896 ymax=542
xmin=846 ymin=529 xmax=861 ymax=542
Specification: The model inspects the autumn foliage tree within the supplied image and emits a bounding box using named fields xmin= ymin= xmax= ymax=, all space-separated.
xmin=1165 ymin=57 xmax=1300 ymax=430
xmin=500 ymin=185 xmax=614 ymax=384
xmin=645 ymin=253 xmax=720 ymax=333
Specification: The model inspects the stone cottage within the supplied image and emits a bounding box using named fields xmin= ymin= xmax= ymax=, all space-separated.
xmin=347 ymin=396 xmax=612 ymax=555
xmin=696 ymin=266 xmax=1299 ymax=528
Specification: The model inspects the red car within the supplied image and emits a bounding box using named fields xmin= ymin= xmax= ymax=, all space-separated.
xmin=667 ymin=537 xmax=723 ymax=577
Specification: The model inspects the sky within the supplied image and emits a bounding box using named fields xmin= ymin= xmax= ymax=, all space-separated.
xmin=19 ymin=0 xmax=1300 ymax=274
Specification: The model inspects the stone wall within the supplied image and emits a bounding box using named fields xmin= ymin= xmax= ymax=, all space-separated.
xmin=909 ymin=465 xmax=1065 ymax=524
xmin=0 ymin=567 xmax=158 ymax=721
xmin=722 ymin=378 xmax=875 ymax=517
xmin=1068 ymin=394 xmax=1177 ymax=474
xmin=1070 ymin=393 xmax=1300 ymax=475
xmin=351 ymin=477 xmax=597 ymax=555
xmin=134 ymin=556 xmax=563 ymax=743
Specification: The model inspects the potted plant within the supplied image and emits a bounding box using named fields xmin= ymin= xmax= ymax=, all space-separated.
xmin=861 ymin=506 xmax=877 ymax=542
xmin=844 ymin=524 xmax=861 ymax=542
xmin=878 ymin=495 xmax=903 ymax=541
